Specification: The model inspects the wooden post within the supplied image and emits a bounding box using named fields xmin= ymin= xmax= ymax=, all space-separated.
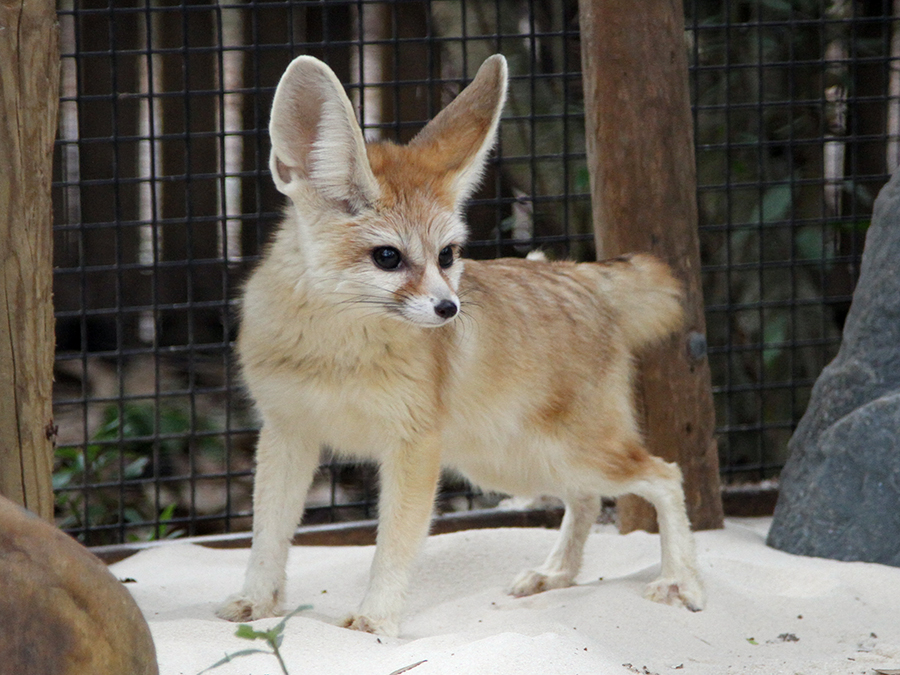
xmin=0 ymin=0 xmax=60 ymax=520
xmin=578 ymin=0 xmax=724 ymax=531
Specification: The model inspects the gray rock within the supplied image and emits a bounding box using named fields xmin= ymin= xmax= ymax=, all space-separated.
xmin=767 ymin=168 xmax=900 ymax=565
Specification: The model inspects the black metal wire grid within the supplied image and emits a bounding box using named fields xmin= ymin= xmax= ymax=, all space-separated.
xmin=51 ymin=0 xmax=896 ymax=544
xmin=689 ymin=0 xmax=897 ymax=482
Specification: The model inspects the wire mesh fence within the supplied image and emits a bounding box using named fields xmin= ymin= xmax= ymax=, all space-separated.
xmin=51 ymin=0 xmax=897 ymax=544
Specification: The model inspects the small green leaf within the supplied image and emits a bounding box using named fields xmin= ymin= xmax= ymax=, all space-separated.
xmin=158 ymin=502 xmax=177 ymax=521
xmin=235 ymin=624 xmax=265 ymax=641
xmin=758 ymin=0 xmax=792 ymax=16
xmin=124 ymin=455 xmax=150 ymax=479
xmin=750 ymin=184 xmax=792 ymax=224
xmin=746 ymin=637 xmax=759 ymax=645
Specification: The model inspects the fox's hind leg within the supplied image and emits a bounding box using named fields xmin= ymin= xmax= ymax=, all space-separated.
xmin=508 ymin=493 xmax=602 ymax=597
xmin=217 ymin=423 xmax=319 ymax=622
xmin=509 ymin=438 xmax=705 ymax=609
xmin=623 ymin=451 xmax=705 ymax=612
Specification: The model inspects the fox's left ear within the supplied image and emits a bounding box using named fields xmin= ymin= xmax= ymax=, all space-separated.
xmin=410 ymin=54 xmax=507 ymax=208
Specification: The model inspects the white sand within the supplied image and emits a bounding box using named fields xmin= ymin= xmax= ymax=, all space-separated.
xmin=112 ymin=518 xmax=900 ymax=675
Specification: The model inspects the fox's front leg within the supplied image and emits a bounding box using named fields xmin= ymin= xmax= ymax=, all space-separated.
xmin=344 ymin=434 xmax=442 ymax=637
xmin=217 ymin=424 xmax=319 ymax=622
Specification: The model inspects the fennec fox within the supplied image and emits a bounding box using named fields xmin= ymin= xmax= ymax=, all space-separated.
xmin=217 ymin=53 xmax=705 ymax=636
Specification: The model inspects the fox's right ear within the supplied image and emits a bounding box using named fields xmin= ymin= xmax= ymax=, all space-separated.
xmin=268 ymin=56 xmax=380 ymax=213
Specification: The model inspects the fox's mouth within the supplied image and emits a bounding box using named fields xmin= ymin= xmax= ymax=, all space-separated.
xmin=398 ymin=312 xmax=459 ymax=328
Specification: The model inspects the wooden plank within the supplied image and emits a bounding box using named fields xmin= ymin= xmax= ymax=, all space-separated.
xmin=0 ymin=0 xmax=60 ymax=520
xmin=89 ymin=486 xmax=777 ymax=566
xmin=90 ymin=507 xmax=567 ymax=564
xmin=578 ymin=0 xmax=724 ymax=532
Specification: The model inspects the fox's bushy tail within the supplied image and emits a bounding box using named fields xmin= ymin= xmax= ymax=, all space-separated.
xmin=593 ymin=253 xmax=684 ymax=350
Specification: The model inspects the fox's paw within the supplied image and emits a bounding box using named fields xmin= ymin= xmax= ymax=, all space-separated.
xmin=341 ymin=613 xmax=399 ymax=638
xmin=508 ymin=569 xmax=575 ymax=598
xmin=216 ymin=594 xmax=279 ymax=622
xmin=643 ymin=575 xmax=705 ymax=612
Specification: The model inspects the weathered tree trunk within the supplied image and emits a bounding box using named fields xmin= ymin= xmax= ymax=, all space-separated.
xmin=137 ymin=0 xmax=164 ymax=344
xmin=889 ymin=0 xmax=900 ymax=172
xmin=823 ymin=0 xmax=850 ymax=217
xmin=216 ymin=0 xmax=245 ymax=264
xmin=0 ymin=0 xmax=60 ymax=520
xmin=578 ymin=0 xmax=724 ymax=531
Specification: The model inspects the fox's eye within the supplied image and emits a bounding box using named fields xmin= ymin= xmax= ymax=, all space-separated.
xmin=438 ymin=246 xmax=454 ymax=269
xmin=372 ymin=246 xmax=402 ymax=270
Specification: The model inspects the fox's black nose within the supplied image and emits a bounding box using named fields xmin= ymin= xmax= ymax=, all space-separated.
xmin=433 ymin=299 xmax=458 ymax=320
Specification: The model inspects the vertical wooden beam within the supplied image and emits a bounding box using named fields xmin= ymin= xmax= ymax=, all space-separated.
xmin=578 ymin=0 xmax=723 ymax=531
xmin=0 ymin=0 xmax=60 ymax=520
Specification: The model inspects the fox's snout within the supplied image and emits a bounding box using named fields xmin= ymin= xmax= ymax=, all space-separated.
xmin=395 ymin=292 xmax=459 ymax=326
xmin=395 ymin=273 xmax=460 ymax=327
xmin=433 ymin=299 xmax=458 ymax=320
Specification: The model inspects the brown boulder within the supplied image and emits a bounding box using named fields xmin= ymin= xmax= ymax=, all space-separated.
xmin=0 ymin=495 xmax=157 ymax=674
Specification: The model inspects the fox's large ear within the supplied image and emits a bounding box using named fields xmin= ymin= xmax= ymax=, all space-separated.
xmin=410 ymin=54 xmax=507 ymax=207
xmin=268 ymin=56 xmax=379 ymax=213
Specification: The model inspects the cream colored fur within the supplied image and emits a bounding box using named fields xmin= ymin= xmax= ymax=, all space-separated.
xmin=216 ymin=54 xmax=705 ymax=636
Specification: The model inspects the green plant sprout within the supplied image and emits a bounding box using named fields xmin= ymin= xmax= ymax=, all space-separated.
xmin=197 ymin=606 xmax=430 ymax=675
xmin=197 ymin=605 xmax=312 ymax=675
xmin=54 ymin=402 xmax=223 ymax=544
